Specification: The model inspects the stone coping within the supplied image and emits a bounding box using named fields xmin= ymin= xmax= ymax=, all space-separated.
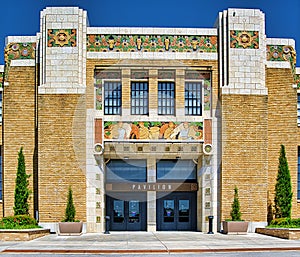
xmin=256 ymin=227 xmax=300 ymax=240
xmin=0 ymin=228 xmax=50 ymax=241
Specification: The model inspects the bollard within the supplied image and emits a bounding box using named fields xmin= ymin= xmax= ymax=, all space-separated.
xmin=104 ymin=216 xmax=110 ymax=234
xmin=208 ymin=215 xmax=214 ymax=234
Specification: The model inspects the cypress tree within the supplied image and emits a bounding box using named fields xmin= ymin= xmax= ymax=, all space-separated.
xmin=14 ymin=147 xmax=31 ymax=215
xmin=230 ymin=186 xmax=242 ymax=221
xmin=274 ymin=145 xmax=293 ymax=218
xmin=64 ymin=186 xmax=76 ymax=222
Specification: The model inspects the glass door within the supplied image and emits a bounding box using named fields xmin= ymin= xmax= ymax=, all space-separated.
xmin=106 ymin=194 xmax=147 ymax=231
xmin=112 ymin=200 xmax=126 ymax=230
xmin=157 ymin=192 xmax=196 ymax=231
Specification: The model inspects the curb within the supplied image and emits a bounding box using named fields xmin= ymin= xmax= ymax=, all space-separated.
xmin=3 ymin=247 xmax=300 ymax=254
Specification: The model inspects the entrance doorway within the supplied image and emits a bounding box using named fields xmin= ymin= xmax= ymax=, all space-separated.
xmin=157 ymin=192 xmax=196 ymax=231
xmin=106 ymin=193 xmax=147 ymax=231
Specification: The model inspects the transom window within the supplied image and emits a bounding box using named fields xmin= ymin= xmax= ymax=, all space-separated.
xmin=131 ymin=82 xmax=149 ymax=115
xmin=185 ymin=82 xmax=202 ymax=115
xmin=104 ymin=81 xmax=122 ymax=115
xmin=158 ymin=82 xmax=175 ymax=115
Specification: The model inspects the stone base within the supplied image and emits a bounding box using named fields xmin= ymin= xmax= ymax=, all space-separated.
xmin=256 ymin=227 xmax=300 ymax=240
xmin=0 ymin=228 xmax=50 ymax=241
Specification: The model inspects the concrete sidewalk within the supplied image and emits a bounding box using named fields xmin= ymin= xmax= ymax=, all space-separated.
xmin=1 ymin=232 xmax=300 ymax=254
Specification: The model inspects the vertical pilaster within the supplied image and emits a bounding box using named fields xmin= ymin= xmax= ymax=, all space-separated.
xmin=39 ymin=7 xmax=88 ymax=94
xmin=147 ymin=158 xmax=156 ymax=232
xmin=149 ymin=70 xmax=158 ymax=116
xmin=122 ymin=69 xmax=130 ymax=116
xmin=176 ymin=69 xmax=185 ymax=117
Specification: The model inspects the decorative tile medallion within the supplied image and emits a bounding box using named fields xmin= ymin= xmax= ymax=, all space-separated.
xmin=0 ymin=72 xmax=3 ymax=88
xmin=230 ymin=31 xmax=259 ymax=49
xmin=103 ymin=121 xmax=203 ymax=141
xmin=267 ymin=45 xmax=300 ymax=88
xmin=47 ymin=29 xmax=77 ymax=47
xmin=4 ymin=42 xmax=36 ymax=63
xmin=4 ymin=42 xmax=36 ymax=80
xmin=267 ymin=45 xmax=296 ymax=62
xmin=87 ymin=34 xmax=218 ymax=53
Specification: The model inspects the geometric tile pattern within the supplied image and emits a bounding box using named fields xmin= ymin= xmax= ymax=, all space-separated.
xmin=0 ymin=72 xmax=3 ymax=88
xmin=4 ymin=42 xmax=36 ymax=63
xmin=47 ymin=29 xmax=77 ymax=47
xmin=230 ymin=30 xmax=259 ymax=49
xmin=87 ymin=34 xmax=218 ymax=52
xmin=267 ymin=45 xmax=300 ymax=88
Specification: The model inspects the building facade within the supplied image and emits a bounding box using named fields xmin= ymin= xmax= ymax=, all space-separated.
xmin=1 ymin=7 xmax=300 ymax=233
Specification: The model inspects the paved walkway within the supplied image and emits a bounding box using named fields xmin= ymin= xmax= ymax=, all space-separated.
xmin=1 ymin=232 xmax=300 ymax=254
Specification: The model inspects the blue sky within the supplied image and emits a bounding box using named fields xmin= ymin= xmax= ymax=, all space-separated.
xmin=1 ymin=0 xmax=299 ymax=65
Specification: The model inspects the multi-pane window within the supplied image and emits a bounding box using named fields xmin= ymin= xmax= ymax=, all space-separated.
xmin=158 ymin=82 xmax=175 ymax=115
xmin=297 ymin=94 xmax=300 ymax=125
xmin=131 ymin=82 xmax=149 ymax=115
xmin=104 ymin=81 xmax=122 ymax=115
xmin=185 ymin=82 xmax=202 ymax=115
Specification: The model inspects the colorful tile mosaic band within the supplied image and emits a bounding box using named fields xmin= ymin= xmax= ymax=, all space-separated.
xmin=104 ymin=121 xmax=203 ymax=141
xmin=0 ymin=72 xmax=3 ymax=88
xmin=267 ymin=45 xmax=300 ymax=88
xmin=87 ymin=34 xmax=218 ymax=53
xmin=267 ymin=45 xmax=296 ymax=62
xmin=4 ymin=42 xmax=36 ymax=63
xmin=230 ymin=30 xmax=259 ymax=49
xmin=48 ymin=29 xmax=77 ymax=47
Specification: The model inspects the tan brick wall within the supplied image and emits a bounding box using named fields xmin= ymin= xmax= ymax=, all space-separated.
xmin=221 ymin=94 xmax=268 ymax=222
xmin=266 ymin=68 xmax=298 ymax=218
xmin=38 ymin=94 xmax=86 ymax=222
xmin=3 ymin=66 xmax=36 ymax=217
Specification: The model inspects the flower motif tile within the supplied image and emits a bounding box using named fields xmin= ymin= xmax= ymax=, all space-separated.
xmin=5 ymin=42 xmax=36 ymax=63
xmin=87 ymin=34 xmax=218 ymax=53
xmin=230 ymin=31 xmax=259 ymax=49
xmin=267 ymin=45 xmax=299 ymax=88
xmin=0 ymin=72 xmax=3 ymax=88
xmin=48 ymin=29 xmax=77 ymax=47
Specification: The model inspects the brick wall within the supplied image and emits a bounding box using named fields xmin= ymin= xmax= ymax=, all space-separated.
xmin=3 ymin=66 xmax=36 ymax=217
xmin=266 ymin=68 xmax=298 ymax=218
xmin=38 ymin=94 xmax=86 ymax=222
xmin=221 ymin=94 xmax=268 ymax=222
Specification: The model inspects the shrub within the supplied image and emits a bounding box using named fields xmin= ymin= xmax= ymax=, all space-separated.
xmin=230 ymin=186 xmax=242 ymax=221
xmin=268 ymin=217 xmax=300 ymax=228
xmin=274 ymin=145 xmax=293 ymax=218
xmin=0 ymin=215 xmax=40 ymax=229
xmin=14 ymin=147 xmax=31 ymax=216
xmin=63 ymin=186 xmax=76 ymax=222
